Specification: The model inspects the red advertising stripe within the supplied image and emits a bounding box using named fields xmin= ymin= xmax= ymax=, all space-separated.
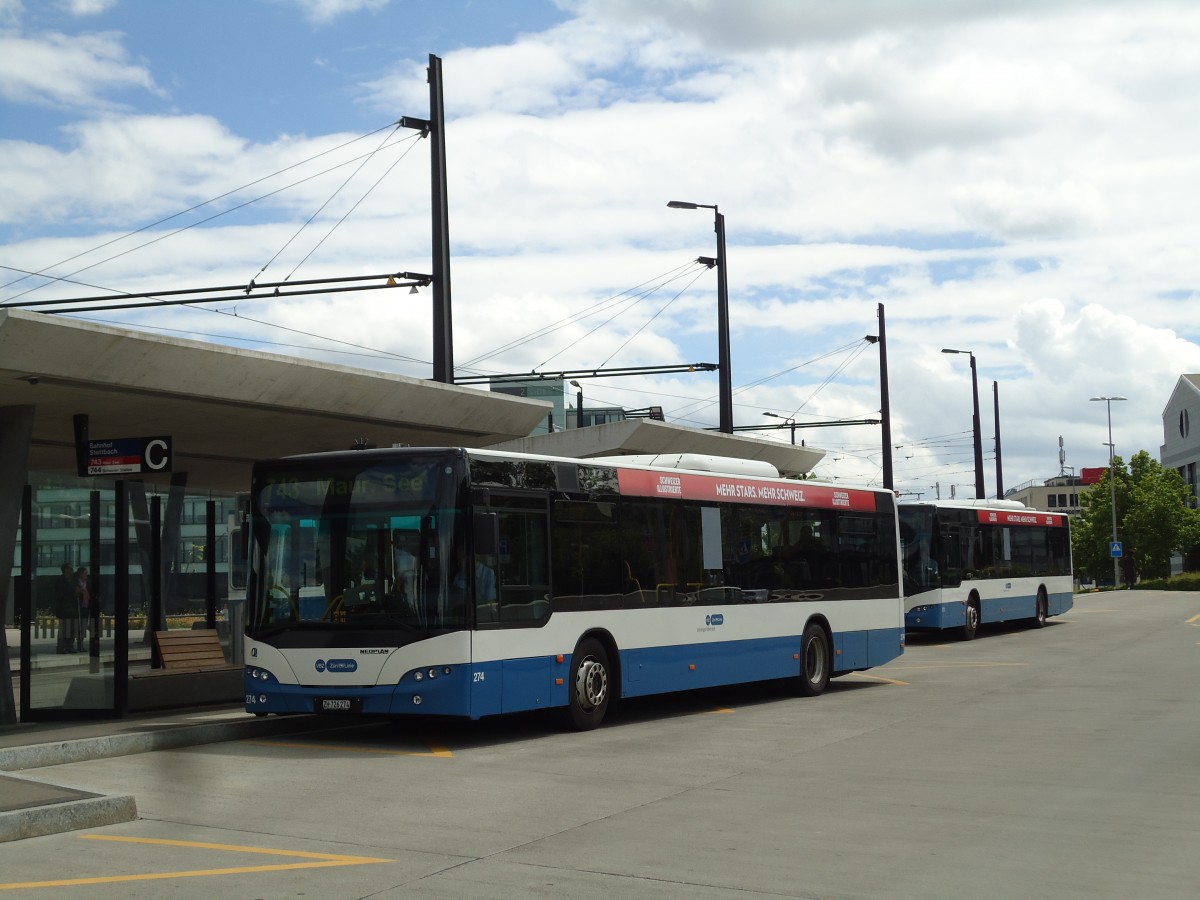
xmin=617 ymin=469 xmax=878 ymax=511
xmin=976 ymin=509 xmax=1067 ymax=528
xmin=91 ymin=455 xmax=141 ymax=467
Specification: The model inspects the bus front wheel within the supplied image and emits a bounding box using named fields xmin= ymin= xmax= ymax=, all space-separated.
xmin=565 ymin=638 xmax=612 ymax=730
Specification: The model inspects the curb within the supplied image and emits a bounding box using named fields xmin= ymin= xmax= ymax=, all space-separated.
xmin=0 ymin=714 xmax=332 ymax=772
xmin=1 ymin=786 xmax=137 ymax=843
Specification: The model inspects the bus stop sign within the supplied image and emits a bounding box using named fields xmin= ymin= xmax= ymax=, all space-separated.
xmin=87 ymin=436 xmax=173 ymax=475
xmin=1110 ymin=541 xmax=1123 ymax=558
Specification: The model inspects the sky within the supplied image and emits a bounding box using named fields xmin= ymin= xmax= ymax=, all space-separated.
xmin=2 ymin=0 xmax=1199 ymax=499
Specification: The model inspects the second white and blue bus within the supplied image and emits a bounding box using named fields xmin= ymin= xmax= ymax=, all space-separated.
xmin=898 ymin=499 xmax=1073 ymax=640
xmin=244 ymin=447 xmax=906 ymax=728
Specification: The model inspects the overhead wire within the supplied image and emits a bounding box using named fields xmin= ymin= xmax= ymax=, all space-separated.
xmin=458 ymin=260 xmax=705 ymax=370
xmin=250 ymin=123 xmax=406 ymax=286
xmin=1 ymin=118 xmax=431 ymax=369
xmin=785 ymin=341 xmax=874 ymax=419
xmin=1 ymin=122 xmax=411 ymax=301
xmin=592 ymin=267 xmax=710 ymax=369
xmin=668 ymin=338 xmax=873 ymax=423
xmin=280 ymin=139 xmax=418 ymax=283
xmin=536 ymin=264 xmax=709 ymax=370
xmin=4 ymin=134 xmax=420 ymax=307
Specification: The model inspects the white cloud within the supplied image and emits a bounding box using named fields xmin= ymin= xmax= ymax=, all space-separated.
xmin=62 ymin=0 xmax=117 ymax=15
xmin=572 ymin=0 xmax=1155 ymax=51
xmin=361 ymin=17 xmax=642 ymax=117
xmin=954 ymin=180 xmax=1108 ymax=240
xmin=0 ymin=30 xmax=159 ymax=108
xmin=4 ymin=0 xmax=1200 ymax=494
xmin=280 ymin=0 xmax=389 ymax=26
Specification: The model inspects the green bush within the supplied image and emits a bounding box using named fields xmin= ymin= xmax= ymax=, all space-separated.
xmin=1137 ymin=573 xmax=1200 ymax=591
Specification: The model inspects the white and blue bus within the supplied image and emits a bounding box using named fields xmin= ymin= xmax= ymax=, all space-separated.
xmin=899 ymin=499 xmax=1073 ymax=640
xmin=244 ymin=447 xmax=905 ymax=728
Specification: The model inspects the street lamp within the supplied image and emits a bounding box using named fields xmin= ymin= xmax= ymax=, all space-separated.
xmin=1091 ymin=395 xmax=1127 ymax=589
xmin=570 ymin=379 xmax=584 ymax=429
xmin=763 ymin=411 xmax=797 ymax=444
xmin=941 ymin=348 xmax=985 ymax=499
xmin=668 ymin=200 xmax=732 ymax=433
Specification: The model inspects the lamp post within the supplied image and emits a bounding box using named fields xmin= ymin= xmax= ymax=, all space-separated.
xmin=1091 ymin=395 xmax=1127 ymax=589
xmin=993 ymin=380 xmax=1004 ymax=498
xmin=668 ymin=200 xmax=733 ymax=433
xmin=867 ymin=303 xmax=893 ymax=491
xmin=763 ymin=412 xmax=797 ymax=444
xmin=570 ymin=380 xmax=584 ymax=429
xmin=942 ymin=348 xmax=985 ymax=499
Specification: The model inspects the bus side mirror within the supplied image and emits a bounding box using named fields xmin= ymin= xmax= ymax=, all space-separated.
xmin=474 ymin=511 xmax=499 ymax=556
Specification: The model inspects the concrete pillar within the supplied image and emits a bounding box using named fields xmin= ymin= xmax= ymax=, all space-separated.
xmin=0 ymin=405 xmax=35 ymax=725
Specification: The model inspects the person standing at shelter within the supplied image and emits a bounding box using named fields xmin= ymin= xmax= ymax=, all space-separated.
xmin=75 ymin=566 xmax=90 ymax=652
xmin=54 ymin=563 xmax=77 ymax=653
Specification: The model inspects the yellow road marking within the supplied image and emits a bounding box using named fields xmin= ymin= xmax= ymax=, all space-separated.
xmin=845 ymin=673 xmax=909 ymax=686
xmin=707 ymin=707 xmax=735 ymax=714
xmin=1186 ymin=614 xmax=1200 ymax=625
xmin=244 ymin=738 xmax=452 ymax=758
xmin=888 ymin=662 xmax=1029 ymax=671
xmin=0 ymin=836 xmax=392 ymax=891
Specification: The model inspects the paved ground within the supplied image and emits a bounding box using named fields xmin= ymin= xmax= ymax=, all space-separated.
xmin=0 ymin=704 xmax=338 ymax=841
xmin=0 ymin=590 xmax=1198 ymax=898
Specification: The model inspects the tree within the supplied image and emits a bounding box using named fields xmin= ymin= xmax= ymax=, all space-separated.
xmin=1073 ymin=450 xmax=1200 ymax=583
xmin=1073 ymin=455 xmax=1131 ymax=584
xmin=1123 ymin=451 xmax=1200 ymax=579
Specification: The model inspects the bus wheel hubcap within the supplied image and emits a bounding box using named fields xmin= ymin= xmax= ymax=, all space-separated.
xmin=806 ymin=642 xmax=825 ymax=681
xmin=577 ymin=659 xmax=607 ymax=710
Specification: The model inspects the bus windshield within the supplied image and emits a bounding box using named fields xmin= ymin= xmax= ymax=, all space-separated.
xmin=247 ymin=453 xmax=469 ymax=634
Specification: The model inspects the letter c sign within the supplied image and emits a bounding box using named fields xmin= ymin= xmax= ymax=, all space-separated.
xmin=143 ymin=437 xmax=172 ymax=472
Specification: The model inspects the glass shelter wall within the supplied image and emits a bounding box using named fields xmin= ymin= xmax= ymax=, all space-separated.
xmin=10 ymin=473 xmax=242 ymax=720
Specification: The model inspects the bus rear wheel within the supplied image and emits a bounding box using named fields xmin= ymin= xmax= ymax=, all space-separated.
xmin=788 ymin=623 xmax=830 ymax=697
xmin=1030 ymin=588 xmax=1048 ymax=629
xmin=564 ymin=638 xmax=612 ymax=730
xmin=962 ymin=597 xmax=980 ymax=641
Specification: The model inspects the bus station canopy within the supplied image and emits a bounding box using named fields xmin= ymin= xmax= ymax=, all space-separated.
xmin=0 ymin=308 xmax=827 ymax=491
xmin=0 ymin=309 xmax=550 ymax=492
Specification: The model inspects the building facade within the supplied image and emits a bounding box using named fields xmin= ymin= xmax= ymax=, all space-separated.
xmin=1159 ymin=374 xmax=1200 ymax=504
xmin=1005 ymin=473 xmax=1095 ymax=515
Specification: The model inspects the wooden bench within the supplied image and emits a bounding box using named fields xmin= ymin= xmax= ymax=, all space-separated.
xmin=150 ymin=628 xmax=237 ymax=672
xmin=123 ymin=629 xmax=242 ymax=711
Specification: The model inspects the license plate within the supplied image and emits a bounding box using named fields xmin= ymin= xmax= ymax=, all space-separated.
xmin=317 ymin=697 xmax=362 ymax=713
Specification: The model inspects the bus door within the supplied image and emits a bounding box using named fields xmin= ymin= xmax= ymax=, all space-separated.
xmin=476 ymin=493 xmax=550 ymax=625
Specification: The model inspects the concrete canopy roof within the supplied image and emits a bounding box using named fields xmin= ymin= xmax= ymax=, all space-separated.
xmin=0 ymin=310 xmax=550 ymax=492
xmin=489 ymin=418 xmax=827 ymax=478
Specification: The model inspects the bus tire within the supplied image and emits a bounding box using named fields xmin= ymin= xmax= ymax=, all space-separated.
xmin=564 ymin=637 xmax=612 ymax=730
xmin=962 ymin=596 xmax=980 ymax=641
xmin=1030 ymin=588 xmax=1048 ymax=629
xmin=789 ymin=622 xmax=830 ymax=697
